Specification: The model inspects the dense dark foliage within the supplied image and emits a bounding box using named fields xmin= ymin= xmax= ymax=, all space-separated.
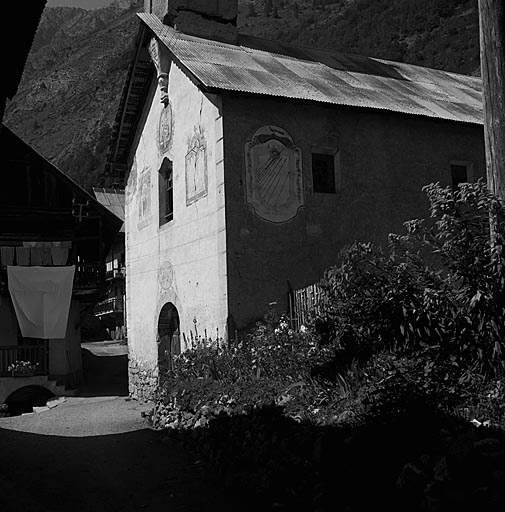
xmin=315 ymin=180 xmax=505 ymax=378
xmin=151 ymin=182 xmax=505 ymax=510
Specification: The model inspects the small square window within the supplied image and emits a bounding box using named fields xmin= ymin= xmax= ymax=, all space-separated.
xmin=312 ymin=153 xmax=336 ymax=194
xmin=451 ymin=163 xmax=470 ymax=190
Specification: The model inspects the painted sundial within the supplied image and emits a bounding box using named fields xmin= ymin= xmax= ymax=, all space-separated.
xmin=158 ymin=101 xmax=173 ymax=154
xmin=244 ymin=125 xmax=303 ymax=223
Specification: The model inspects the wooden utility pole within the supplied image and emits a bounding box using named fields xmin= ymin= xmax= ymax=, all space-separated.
xmin=478 ymin=0 xmax=505 ymax=202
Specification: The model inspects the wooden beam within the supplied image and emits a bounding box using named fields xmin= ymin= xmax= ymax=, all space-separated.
xmin=478 ymin=0 xmax=505 ymax=201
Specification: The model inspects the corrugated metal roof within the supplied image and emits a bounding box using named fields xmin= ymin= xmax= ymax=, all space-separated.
xmin=138 ymin=12 xmax=483 ymax=125
xmin=93 ymin=188 xmax=125 ymax=232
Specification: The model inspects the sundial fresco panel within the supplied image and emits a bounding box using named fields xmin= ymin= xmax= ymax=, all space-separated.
xmin=245 ymin=125 xmax=303 ymax=223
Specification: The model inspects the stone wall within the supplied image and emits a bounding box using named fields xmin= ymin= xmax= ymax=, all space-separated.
xmin=125 ymin=57 xmax=228 ymax=394
xmin=128 ymin=358 xmax=158 ymax=401
xmin=222 ymin=95 xmax=486 ymax=330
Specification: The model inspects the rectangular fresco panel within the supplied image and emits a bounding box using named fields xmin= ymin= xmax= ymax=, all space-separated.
xmin=185 ymin=130 xmax=208 ymax=205
xmin=138 ymin=168 xmax=152 ymax=230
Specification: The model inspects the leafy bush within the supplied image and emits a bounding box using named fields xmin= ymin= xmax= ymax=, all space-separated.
xmin=154 ymin=320 xmax=342 ymax=429
xmin=314 ymin=180 xmax=505 ymax=377
xmin=149 ymin=180 xmax=505 ymax=510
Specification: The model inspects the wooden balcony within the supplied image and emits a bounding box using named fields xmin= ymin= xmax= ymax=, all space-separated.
xmin=94 ymin=296 xmax=124 ymax=317
xmin=74 ymin=262 xmax=103 ymax=291
xmin=0 ymin=342 xmax=49 ymax=377
xmin=105 ymin=267 xmax=125 ymax=281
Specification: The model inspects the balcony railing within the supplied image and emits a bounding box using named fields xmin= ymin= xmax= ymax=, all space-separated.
xmin=74 ymin=262 xmax=102 ymax=290
xmin=105 ymin=267 xmax=125 ymax=280
xmin=0 ymin=343 xmax=49 ymax=377
xmin=95 ymin=296 xmax=124 ymax=316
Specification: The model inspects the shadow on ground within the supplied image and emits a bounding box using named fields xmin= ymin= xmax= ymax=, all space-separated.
xmin=79 ymin=346 xmax=128 ymax=397
xmin=166 ymin=403 xmax=505 ymax=512
xmin=0 ymin=426 xmax=249 ymax=512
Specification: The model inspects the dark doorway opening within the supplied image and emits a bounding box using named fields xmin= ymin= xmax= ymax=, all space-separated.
xmin=157 ymin=303 xmax=180 ymax=372
xmin=5 ymin=385 xmax=55 ymax=416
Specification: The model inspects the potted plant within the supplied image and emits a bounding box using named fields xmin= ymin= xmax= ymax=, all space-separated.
xmin=8 ymin=360 xmax=39 ymax=377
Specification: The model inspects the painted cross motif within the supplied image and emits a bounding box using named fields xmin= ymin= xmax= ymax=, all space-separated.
xmin=185 ymin=129 xmax=208 ymax=205
xmin=245 ymin=125 xmax=303 ymax=223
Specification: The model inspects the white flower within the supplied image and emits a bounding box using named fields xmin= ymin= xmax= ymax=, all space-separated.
xmin=300 ymin=325 xmax=308 ymax=333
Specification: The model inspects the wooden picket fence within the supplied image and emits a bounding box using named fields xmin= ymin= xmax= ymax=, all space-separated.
xmin=288 ymin=282 xmax=324 ymax=330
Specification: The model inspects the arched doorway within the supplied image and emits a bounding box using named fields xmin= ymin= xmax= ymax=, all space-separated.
xmin=5 ymin=386 xmax=55 ymax=416
xmin=157 ymin=303 xmax=180 ymax=372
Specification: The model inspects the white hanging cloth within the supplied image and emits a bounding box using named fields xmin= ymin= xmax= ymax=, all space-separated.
xmin=7 ymin=266 xmax=75 ymax=339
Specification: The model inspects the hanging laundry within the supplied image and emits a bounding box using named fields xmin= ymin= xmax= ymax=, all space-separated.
xmin=0 ymin=247 xmax=15 ymax=266
xmin=7 ymin=265 xmax=75 ymax=339
xmin=30 ymin=248 xmax=43 ymax=265
xmin=41 ymin=247 xmax=52 ymax=266
xmin=15 ymin=247 xmax=30 ymax=266
xmin=51 ymin=247 xmax=69 ymax=266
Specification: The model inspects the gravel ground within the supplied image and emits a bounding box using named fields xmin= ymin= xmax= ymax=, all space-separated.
xmin=0 ymin=343 xmax=249 ymax=512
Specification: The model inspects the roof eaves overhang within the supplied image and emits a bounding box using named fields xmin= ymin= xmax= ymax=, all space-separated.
xmin=3 ymin=124 xmax=123 ymax=236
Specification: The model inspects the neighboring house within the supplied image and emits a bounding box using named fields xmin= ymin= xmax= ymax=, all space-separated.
xmin=93 ymin=188 xmax=126 ymax=340
xmin=105 ymin=0 xmax=485 ymax=400
xmin=0 ymin=126 xmax=122 ymax=405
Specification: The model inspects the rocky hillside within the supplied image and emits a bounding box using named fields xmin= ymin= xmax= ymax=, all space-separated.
xmin=5 ymin=0 xmax=481 ymax=190
xmin=239 ymin=0 xmax=481 ymax=75
xmin=5 ymin=1 xmax=142 ymax=190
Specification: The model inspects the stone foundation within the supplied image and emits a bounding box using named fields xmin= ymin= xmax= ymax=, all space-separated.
xmin=128 ymin=358 xmax=158 ymax=401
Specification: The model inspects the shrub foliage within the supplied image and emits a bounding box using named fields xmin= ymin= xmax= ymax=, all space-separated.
xmin=150 ymin=181 xmax=505 ymax=510
xmin=315 ymin=180 xmax=505 ymax=377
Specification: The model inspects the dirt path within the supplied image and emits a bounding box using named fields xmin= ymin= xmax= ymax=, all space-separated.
xmin=0 ymin=343 xmax=248 ymax=512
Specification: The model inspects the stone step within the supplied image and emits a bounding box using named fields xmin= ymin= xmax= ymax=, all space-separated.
xmin=46 ymin=396 xmax=66 ymax=409
xmin=33 ymin=405 xmax=50 ymax=414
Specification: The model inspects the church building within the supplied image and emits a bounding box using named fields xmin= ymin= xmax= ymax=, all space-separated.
xmin=106 ymin=0 xmax=485 ymax=399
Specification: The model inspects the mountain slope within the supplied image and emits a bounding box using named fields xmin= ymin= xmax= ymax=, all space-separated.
xmin=5 ymin=1 xmax=142 ymax=190
xmin=238 ymin=0 xmax=480 ymax=75
xmin=5 ymin=0 xmax=481 ymax=190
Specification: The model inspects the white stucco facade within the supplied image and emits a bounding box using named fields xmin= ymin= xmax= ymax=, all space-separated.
xmin=125 ymin=61 xmax=228 ymax=397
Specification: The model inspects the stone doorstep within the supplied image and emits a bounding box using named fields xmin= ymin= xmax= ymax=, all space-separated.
xmin=33 ymin=406 xmax=50 ymax=414
xmin=46 ymin=396 xmax=66 ymax=409
xmin=31 ymin=397 xmax=67 ymax=414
